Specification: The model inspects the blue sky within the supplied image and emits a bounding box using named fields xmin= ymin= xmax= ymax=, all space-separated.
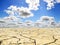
xmin=0 ymin=0 xmax=60 ymax=22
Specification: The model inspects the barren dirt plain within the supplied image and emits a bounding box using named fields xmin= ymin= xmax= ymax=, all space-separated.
xmin=0 ymin=28 xmax=60 ymax=45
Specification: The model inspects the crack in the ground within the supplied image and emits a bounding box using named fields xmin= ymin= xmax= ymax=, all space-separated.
xmin=2 ymin=36 xmax=20 ymax=41
xmin=0 ymin=36 xmax=21 ymax=45
xmin=0 ymin=34 xmax=36 ymax=45
xmin=20 ymin=34 xmax=36 ymax=45
xmin=0 ymin=41 xmax=2 ymax=45
xmin=1 ymin=32 xmax=59 ymax=45
xmin=43 ymin=36 xmax=58 ymax=45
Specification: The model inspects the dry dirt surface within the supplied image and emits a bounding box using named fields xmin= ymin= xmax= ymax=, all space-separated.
xmin=0 ymin=28 xmax=60 ymax=45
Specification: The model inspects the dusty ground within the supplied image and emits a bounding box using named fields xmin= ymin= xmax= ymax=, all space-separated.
xmin=0 ymin=28 xmax=60 ymax=45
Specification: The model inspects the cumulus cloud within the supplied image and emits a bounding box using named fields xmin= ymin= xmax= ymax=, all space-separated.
xmin=1 ymin=0 xmax=60 ymax=28
xmin=8 ymin=5 xmax=18 ymax=11
xmin=40 ymin=16 xmax=54 ymax=22
xmin=6 ymin=22 xmax=19 ymax=28
xmin=34 ymin=16 xmax=56 ymax=28
xmin=34 ymin=20 xmax=43 ymax=27
xmin=56 ymin=0 xmax=60 ymax=3
xmin=0 ymin=19 xmax=19 ymax=28
xmin=17 ymin=7 xmax=33 ymax=18
xmin=44 ymin=0 xmax=55 ymax=10
xmin=3 ymin=16 xmax=19 ymax=22
xmin=25 ymin=0 xmax=60 ymax=10
xmin=0 ymin=20 xmax=5 ymax=23
xmin=24 ymin=20 xmax=34 ymax=27
xmin=26 ymin=0 xmax=40 ymax=10
xmin=0 ymin=20 xmax=6 ymax=28
xmin=43 ymin=0 xmax=60 ymax=10
xmin=5 ymin=10 xmax=14 ymax=15
xmin=0 ymin=16 xmax=60 ymax=28
xmin=5 ymin=5 xmax=34 ymax=19
xmin=0 ymin=19 xmax=8 ymax=28
xmin=41 ymin=16 xmax=55 ymax=24
xmin=17 ymin=22 xmax=25 ymax=27
xmin=56 ymin=22 xmax=60 ymax=28
xmin=2 ymin=5 xmax=34 ymax=28
xmin=4 ymin=6 xmax=20 ymax=22
xmin=35 ymin=21 xmax=47 ymax=28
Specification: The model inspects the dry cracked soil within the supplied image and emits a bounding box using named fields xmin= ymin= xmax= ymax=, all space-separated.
xmin=0 ymin=28 xmax=60 ymax=45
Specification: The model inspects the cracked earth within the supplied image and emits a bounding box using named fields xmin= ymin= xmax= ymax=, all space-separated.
xmin=0 ymin=28 xmax=60 ymax=45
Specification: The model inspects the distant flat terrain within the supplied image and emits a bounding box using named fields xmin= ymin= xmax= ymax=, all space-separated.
xmin=0 ymin=28 xmax=60 ymax=45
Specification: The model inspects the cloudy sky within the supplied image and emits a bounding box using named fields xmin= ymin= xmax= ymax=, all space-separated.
xmin=0 ymin=0 xmax=60 ymax=28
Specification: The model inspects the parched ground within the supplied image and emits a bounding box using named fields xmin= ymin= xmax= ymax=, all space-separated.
xmin=0 ymin=28 xmax=60 ymax=45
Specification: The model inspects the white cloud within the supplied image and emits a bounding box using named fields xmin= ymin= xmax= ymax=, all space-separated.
xmin=43 ymin=0 xmax=60 ymax=10
xmin=35 ymin=16 xmax=56 ymax=28
xmin=34 ymin=20 xmax=43 ymax=27
xmin=1 ymin=0 xmax=60 ymax=28
xmin=56 ymin=22 xmax=60 ymax=28
xmin=3 ymin=15 xmax=19 ymax=22
xmin=0 ymin=19 xmax=6 ymax=23
xmin=8 ymin=5 xmax=17 ymax=11
xmin=26 ymin=0 xmax=40 ymax=10
xmin=5 ymin=10 xmax=14 ymax=16
xmin=17 ymin=7 xmax=34 ymax=18
xmin=0 ymin=18 xmax=19 ymax=28
xmin=0 ymin=20 xmax=6 ymax=28
xmin=44 ymin=0 xmax=55 ymax=10
xmin=56 ymin=0 xmax=60 ymax=3
xmin=40 ymin=16 xmax=54 ymax=22
xmin=5 ymin=5 xmax=34 ymax=19
xmin=24 ymin=20 xmax=34 ymax=27
xmin=40 ymin=16 xmax=50 ymax=21
xmin=40 ymin=16 xmax=55 ymax=23
xmin=0 ymin=16 xmax=60 ymax=28
xmin=2 ymin=5 xmax=34 ymax=28
xmin=25 ymin=0 xmax=60 ymax=10
xmin=17 ymin=22 xmax=27 ymax=28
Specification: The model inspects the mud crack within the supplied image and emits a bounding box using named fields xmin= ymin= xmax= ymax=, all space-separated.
xmin=0 ymin=36 xmax=21 ymax=45
xmin=43 ymin=36 xmax=58 ymax=45
xmin=0 ymin=41 xmax=2 ymax=45
xmin=20 ymin=34 xmax=36 ymax=45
